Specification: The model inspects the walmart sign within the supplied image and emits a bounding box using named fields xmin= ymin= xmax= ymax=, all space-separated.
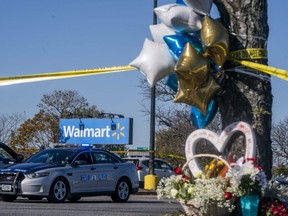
xmin=59 ymin=118 xmax=133 ymax=145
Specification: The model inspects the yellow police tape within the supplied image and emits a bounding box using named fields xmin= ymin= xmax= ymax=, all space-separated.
xmin=0 ymin=65 xmax=135 ymax=86
xmin=232 ymin=59 xmax=288 ymax=81
xmin=167 ymin=154 xmax=185 ymax=159
xmin=0 ymin=48 xmax=287 ymax=85
xmin=229 ymin=48 xmax=267 ymax=60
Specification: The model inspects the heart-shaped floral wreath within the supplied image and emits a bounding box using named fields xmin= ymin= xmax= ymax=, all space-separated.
xmin=185 ymin=121 xmax=256 ymax=176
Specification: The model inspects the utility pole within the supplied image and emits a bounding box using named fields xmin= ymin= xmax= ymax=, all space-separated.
xmin=145 ymin=0 xmax=158 ymax=190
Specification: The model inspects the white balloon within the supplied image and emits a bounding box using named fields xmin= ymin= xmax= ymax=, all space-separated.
xmin=129 ymin=38 xmax=175 ymax=86
xmin=149 ymin=23 xmax=176 ymax=44
xmin=183 ymin=0 xmax=213 ymax=15
xmin=154 ymin=4 xmax=202 ymax=33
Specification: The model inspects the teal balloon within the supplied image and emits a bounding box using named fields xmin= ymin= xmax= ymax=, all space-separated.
xmin=190 ymin=99 xmax=218 ymax=128
xmin=166 ymin=73 xmax=178 ymax=92
xmin=176 ymin=0 xmax=186 ymax=5
xmin=163 ymin=33 xmax=203 ymax=60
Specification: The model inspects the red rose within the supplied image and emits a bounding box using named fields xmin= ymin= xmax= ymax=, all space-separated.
xmin=182 ymin=175 xmax=189 ymax=180
xmin=243 ymin=158 xmax=256 ymax=163
xmin=253 ymin=164 xmax=263 ymax=171
xmin=224 ymin=192 xmax=232 ymax=200
xmin=174 ymin=167 xmax=182 ymax=175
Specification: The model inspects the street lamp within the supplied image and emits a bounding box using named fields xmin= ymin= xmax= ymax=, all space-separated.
xmin=99 ymin=112 xmax=125 ymax=131
xmin=145 ymin=0 xmax=158 ymax=190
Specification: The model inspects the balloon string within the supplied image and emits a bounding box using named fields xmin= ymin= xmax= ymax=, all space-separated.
xmin=229 ymin=32 xmax=267 ymax=42
xmin=231 ymin=59 xmax=288 ymax=81
xmin=226 ymin=66 xmax=271 ymax=82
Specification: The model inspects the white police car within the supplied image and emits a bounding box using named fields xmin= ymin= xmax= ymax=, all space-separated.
xmin=0 ymin=147 xmax=139 ymax=203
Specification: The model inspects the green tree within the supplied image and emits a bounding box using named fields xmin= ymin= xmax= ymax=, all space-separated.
xmin=10 ymin=110 xmax=54 ymax=155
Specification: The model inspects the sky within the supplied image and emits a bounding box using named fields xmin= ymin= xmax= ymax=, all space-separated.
xmin=0 ymin=0 xmax=287 ymax=150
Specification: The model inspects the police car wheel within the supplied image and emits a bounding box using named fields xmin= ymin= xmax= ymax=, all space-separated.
xmin=111 ymin=178 xmax=130 ymax=202
xmin=47 ymin=177 xmax=68 ymax=203
xmin=0 ymin=195 xmax=17 ymax=202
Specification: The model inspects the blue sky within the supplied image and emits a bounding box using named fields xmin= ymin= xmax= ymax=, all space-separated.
xmin=0 ymin=0 xmax=287 ymax=149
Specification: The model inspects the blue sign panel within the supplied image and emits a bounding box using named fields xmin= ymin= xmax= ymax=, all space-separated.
xmin=59 ymin=118 xmax=133 ymax=145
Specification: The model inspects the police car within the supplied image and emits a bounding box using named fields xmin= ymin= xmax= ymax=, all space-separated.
xmin=0 ymin=147 xmax=139 ymax=203
xmin=0 ymin=142 xmax=23 ymax=168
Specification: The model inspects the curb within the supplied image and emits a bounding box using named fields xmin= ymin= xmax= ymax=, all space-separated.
xmin=136 ymin=188 xmax=157 ymax=195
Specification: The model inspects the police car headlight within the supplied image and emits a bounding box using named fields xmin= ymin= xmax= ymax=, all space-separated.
xmin=25 ymin=172 xmax=50 ymax=179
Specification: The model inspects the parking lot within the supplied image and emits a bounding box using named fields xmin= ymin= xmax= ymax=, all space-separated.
xmin=0 ymin=193 xmax=182 ymax=216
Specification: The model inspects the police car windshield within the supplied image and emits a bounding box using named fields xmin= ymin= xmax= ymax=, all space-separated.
xmin=26 ymin=149 xmax=79 ymax=165
xmin=0 ymin=149 xmax=12 ymax=159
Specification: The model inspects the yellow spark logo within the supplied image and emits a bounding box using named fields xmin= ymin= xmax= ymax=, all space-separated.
xmin=112 ymin=123 xmax=125 ymax=140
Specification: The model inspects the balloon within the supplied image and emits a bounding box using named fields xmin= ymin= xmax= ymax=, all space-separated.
xmin=201 ymin=16 xmax=229 ymax=68
xmin=149 ymin=23 xmax=175 ymax=44
xmin=183 ymin=0 xmax=213 ymax=15
xmin=174 ymin=42 xmax=221 ymax=114
xmin=129 ymin=38 xmax=175 ymax=86
xmin=154 ymin=4 xmax=202 ymax=33
xmin=190 ymin=99 xmax=218 ymax=128
xmin=176 ymin=0 xmax=186 ymax=5
xmin=163 ymin=33 xmax=203 ymax=60
xmin=166 ymin=73 xmax=178 ymax=92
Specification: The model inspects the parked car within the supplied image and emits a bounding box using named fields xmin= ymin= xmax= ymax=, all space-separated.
xmin=0 ymin=147 xmax=139 ymax=203
xmin=0 ymin=142 xmax=23 ymax=168
xmin=123 ymin=157 xmax=175 ymax=188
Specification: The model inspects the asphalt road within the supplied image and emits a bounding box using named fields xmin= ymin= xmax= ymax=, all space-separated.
xmin=0 ymin=193 xmax=183 ymax=216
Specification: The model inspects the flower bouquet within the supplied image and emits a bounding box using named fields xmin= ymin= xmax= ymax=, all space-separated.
xmin=226 ymin=158 xmax=268 ymax=196
xmin=259 ymin=174 xmax=288 ymax=215
xmin=225 ymin=157 xmax=268 ymax=216
xmin=157 ymin=151 xmax=288 ymax=216
xmin=157 ymin=154 xmax=237 ymax=216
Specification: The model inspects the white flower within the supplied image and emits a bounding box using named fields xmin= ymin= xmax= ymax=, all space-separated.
xmin=226 ymin=159 xmax=267 ymax=196
xmin=187 ymin=186 xmax=194 ymax=195
xmin=195 ymin=171 xmax=203 ymax=178
xmin=170 ymin=188 xmax=178 ymax=198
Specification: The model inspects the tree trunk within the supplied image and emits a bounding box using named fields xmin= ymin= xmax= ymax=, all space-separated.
xmin=214 ymin=0 xmax=272 ymax=178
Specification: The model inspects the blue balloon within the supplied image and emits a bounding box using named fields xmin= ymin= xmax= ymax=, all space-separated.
xmin=166 ymin=73 xmax=178 ymax=92
xmin=176 ymin=0 xmax=186 ymax=5
xmin=190 ymin=99 xmax=218 ymax=128
xmin=163 ymin=33 xmax=203 ymax=60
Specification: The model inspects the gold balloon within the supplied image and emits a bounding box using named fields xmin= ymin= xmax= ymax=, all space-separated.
xmin=201 ymin=16 xmax=229 ymax=67
xmin=174 ymin=42 xmax=221 ymax=114
xmin=175 ymin=42 xmax=209 ymax=86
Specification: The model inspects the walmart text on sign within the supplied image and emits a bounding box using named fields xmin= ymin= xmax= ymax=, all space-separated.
xmin=59 ymin=118 xmax=133 ymax=145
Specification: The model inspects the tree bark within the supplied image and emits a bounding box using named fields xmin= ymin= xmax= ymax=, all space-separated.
xmin=213 ymin=0 xmax=272 ymax=178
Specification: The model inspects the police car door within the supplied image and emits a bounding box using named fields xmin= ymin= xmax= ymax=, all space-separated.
xmin=90 ymin=152 xmax=119 ymax=192
xmin=70 ymin=152 xmax=95 ymax=193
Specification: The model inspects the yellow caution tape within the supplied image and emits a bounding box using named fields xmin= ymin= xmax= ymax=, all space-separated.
xmin=167 ymin=154 xmax=186 ymax=159
xmin=0 ymin=65 xmax=135 ymax=86
xmin=232 ymin=59 xmax=288 ymax=81
xmin=0 ymin=48 xmax=287 ymax=86
xmin=229 ymin=48 xmax=267 ymax=60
